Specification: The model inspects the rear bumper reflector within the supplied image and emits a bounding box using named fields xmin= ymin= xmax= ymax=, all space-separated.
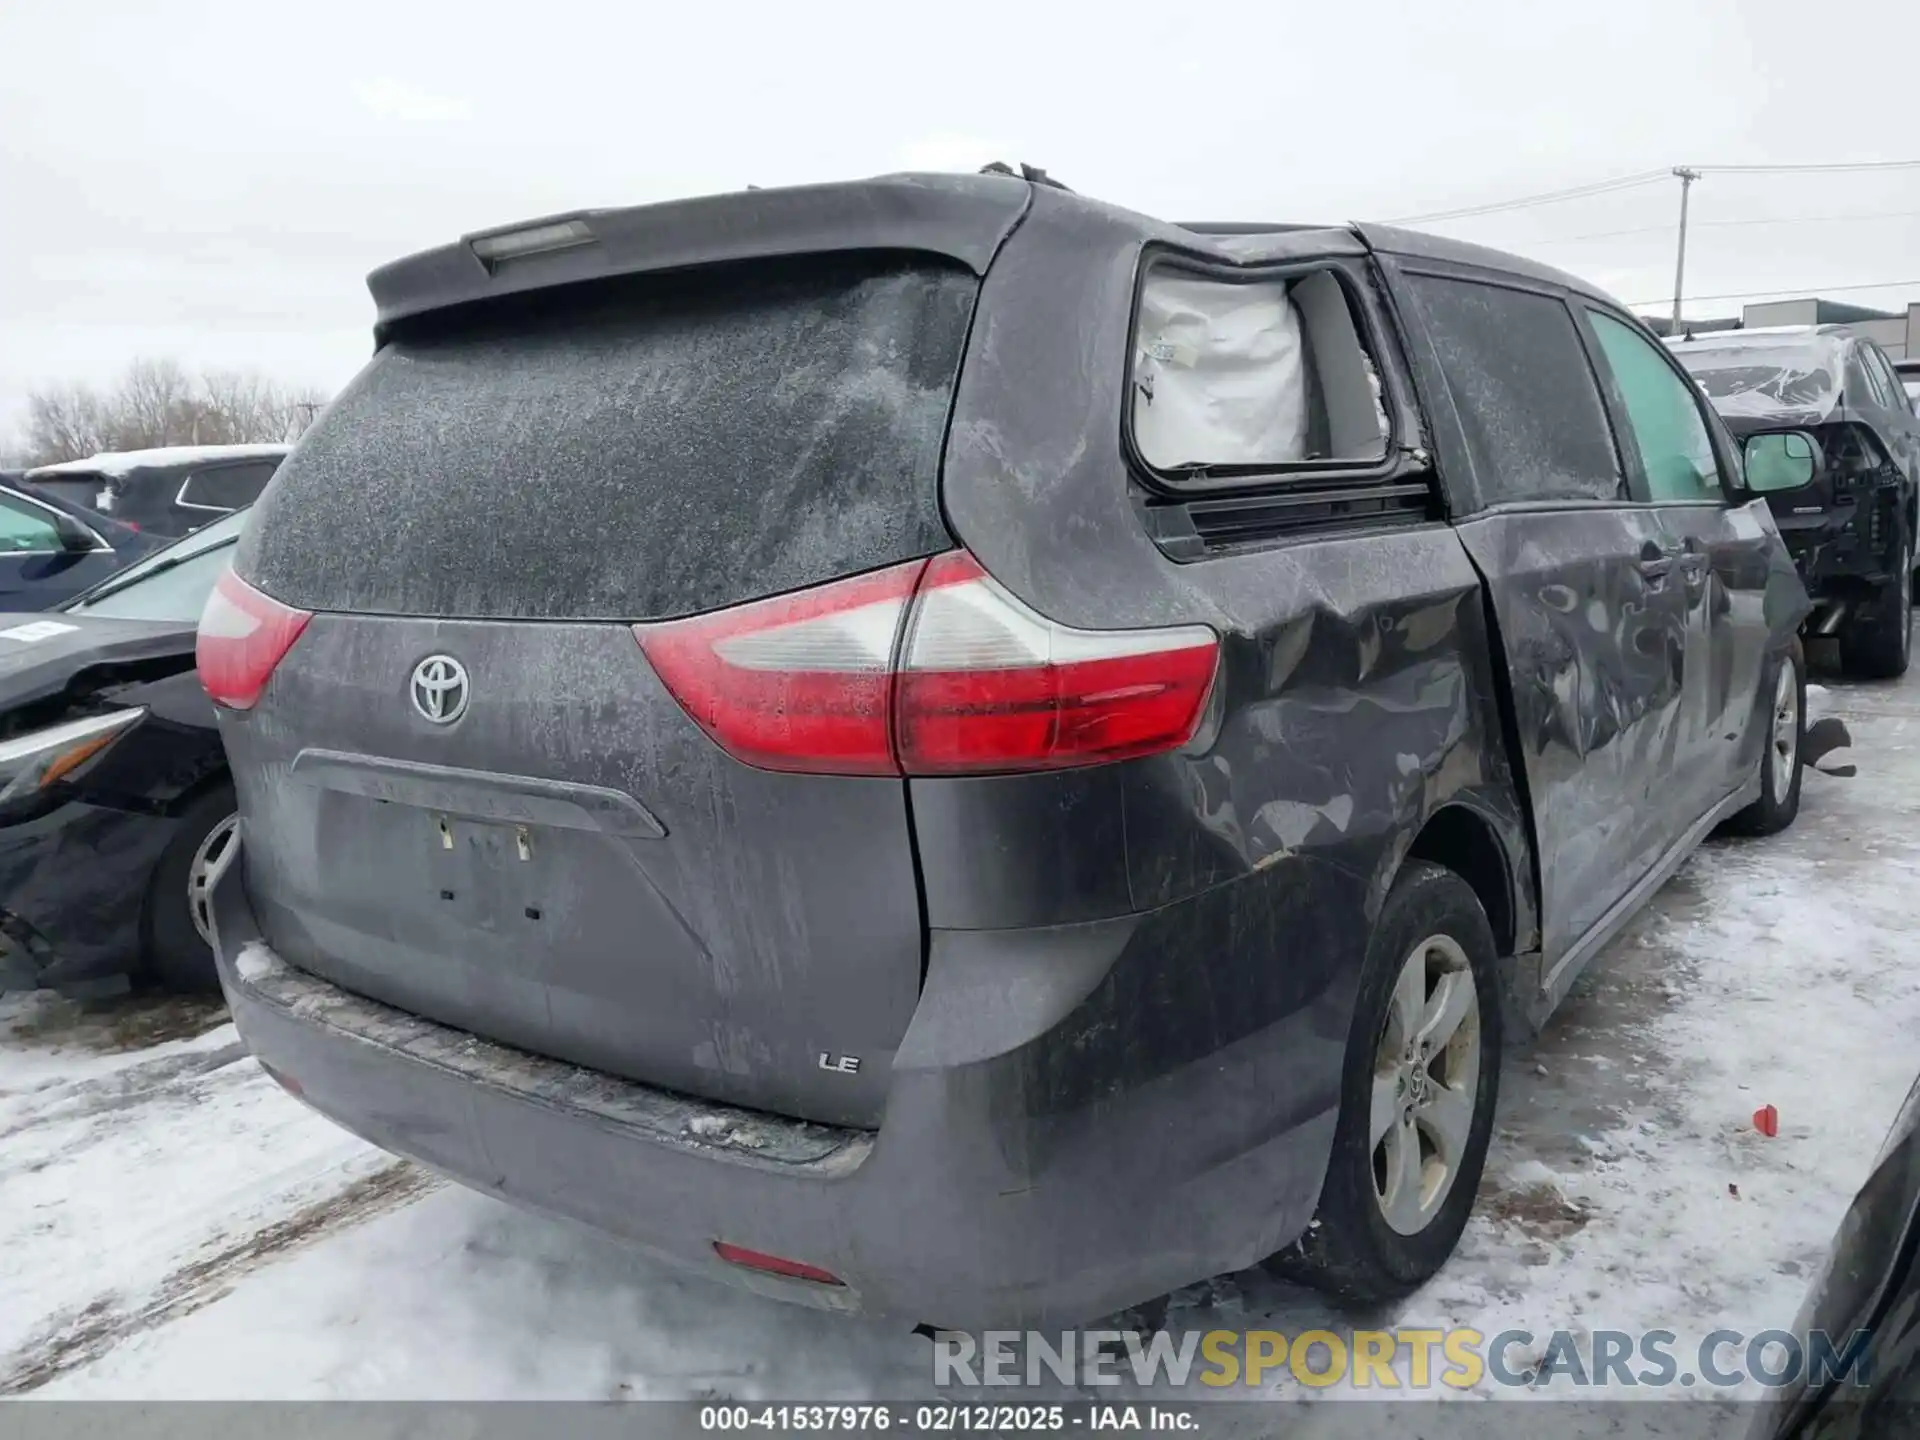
xmin=711 ymin=1241 xmax=846 ymax=1286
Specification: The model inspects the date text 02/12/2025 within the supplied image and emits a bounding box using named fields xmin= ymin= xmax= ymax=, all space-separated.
xmin=698 ymin=1404 xmax=1200 ymax=1432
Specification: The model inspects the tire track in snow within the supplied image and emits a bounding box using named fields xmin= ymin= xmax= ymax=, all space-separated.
xmin=0 ymin=1160 xmax=439 ymax=1394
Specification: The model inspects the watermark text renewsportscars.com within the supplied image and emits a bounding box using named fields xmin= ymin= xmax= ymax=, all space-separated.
xmin=930 ymin=1327 xmax=1874 ymax=1391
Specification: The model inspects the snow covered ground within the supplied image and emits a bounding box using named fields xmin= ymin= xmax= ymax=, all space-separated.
xmin=1 ymin=669 xmax=1916 ymax=1413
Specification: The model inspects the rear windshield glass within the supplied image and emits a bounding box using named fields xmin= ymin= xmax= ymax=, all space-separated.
xmin=28 ymin=476 xmax=113 ymax=512
xmin=238 ymin=256 xmax=978 ymax=621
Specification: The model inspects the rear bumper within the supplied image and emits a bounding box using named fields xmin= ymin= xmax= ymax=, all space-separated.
xmin=212 ymin=843 xmax=1341 ymax=1328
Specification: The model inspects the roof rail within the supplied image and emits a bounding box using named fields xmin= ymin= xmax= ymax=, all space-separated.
xmin=979 ymin=161 xmax=1072 ymax=192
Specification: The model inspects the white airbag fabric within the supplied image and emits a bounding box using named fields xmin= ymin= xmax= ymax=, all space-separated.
xmin=1134 ymin=276 xmax=1308 ymax=469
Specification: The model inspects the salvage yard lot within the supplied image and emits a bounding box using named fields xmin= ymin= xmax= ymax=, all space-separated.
xmin=1 ymin=668 xmax=1917 ymax=1403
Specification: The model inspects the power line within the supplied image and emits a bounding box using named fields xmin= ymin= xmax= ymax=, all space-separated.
xmin=1394 ymin=160 xmax=1920 ymax=229
xmin=1692 ymin=160 xmax=1920 ymax=175
xmin=1387 ymin=170 xmax=1669 ymax=225
xmin=1529 ymin=208 xmax=1920 ymax=247
xmin=1623 ymin=277 xmax=1920 ymax=308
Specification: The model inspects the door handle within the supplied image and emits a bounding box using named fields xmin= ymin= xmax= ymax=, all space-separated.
xmin=1637 ymin=552 xmax=1675 ymax=580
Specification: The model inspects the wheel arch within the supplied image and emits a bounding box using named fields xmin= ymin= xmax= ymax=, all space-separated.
xmin=1399 ymin=802 xmax=1520 ymax=960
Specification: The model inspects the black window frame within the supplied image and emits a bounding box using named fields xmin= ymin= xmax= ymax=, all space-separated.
xmin=1390 ymin=260 xmax=1632 ymax=515
xmin=1574 ymin=301 xmax=1741 ymax=510
xmin=1121 ymin=247 xmax=1420 ymax=499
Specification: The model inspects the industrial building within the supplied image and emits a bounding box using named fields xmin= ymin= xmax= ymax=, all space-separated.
xmin=1644 ymin=298 xmax=1920 ymax=358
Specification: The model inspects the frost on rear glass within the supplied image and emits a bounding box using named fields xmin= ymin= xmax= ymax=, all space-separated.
xmin=1409 ymin=276 xmax=1624 ymax=505
xmin=237 ymin=259 xmax=977 ymax=620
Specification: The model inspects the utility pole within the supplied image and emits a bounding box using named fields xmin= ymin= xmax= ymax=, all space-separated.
xmin=1671 ymin=167 xmax=1701 ymax=332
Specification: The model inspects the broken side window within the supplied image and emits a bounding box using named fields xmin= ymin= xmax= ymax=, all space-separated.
xmin=1130 ymin=265 xmax=1389 ymax=477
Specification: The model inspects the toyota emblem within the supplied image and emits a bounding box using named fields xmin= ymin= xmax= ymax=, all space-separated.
xmin=410 ymin=655 xmax=470 ymax=725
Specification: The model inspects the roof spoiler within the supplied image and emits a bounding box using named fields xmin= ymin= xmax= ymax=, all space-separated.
xmin=366 ymin=174 xmax=1035 ymax=342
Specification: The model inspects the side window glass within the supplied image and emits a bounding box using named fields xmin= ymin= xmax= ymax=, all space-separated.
xmin=1854 ymin=350 xmax=1892 ymax=411
xmin=1405 ymin=276 xmax=1624 ymax=505
xmin=0 ymin=495 xmax=63 ymax=553
xmin=1588 ymin=312 xmax=1723 ymax=504
xmin=1130 ymin=266 xmax=1389 ymax=474
xmin=1866 ymin=347 xmax=1908 ymax=414
xmin=178 ymin=461 xmax=276 ymax=512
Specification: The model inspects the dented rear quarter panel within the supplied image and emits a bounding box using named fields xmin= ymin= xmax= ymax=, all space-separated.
xmin=916 ymin=187 xmax=1537 ymax=1129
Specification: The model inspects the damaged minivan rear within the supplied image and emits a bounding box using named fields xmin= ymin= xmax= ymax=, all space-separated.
xmin=204 ymin=172 xmax=1811 ymax=1327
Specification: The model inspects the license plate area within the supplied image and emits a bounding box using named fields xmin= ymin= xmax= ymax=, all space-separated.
xmin=424 ymin=811 xmax=555 ymax=931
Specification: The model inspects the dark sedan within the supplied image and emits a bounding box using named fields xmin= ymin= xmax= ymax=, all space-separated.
xmin=1 ymin=476 xmax=157 ymax=611
xmin=0 ymin=508 xmax=245 ymax=995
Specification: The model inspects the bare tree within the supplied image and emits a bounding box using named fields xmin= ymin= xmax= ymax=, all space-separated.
xmin=199 ymin=372 xmax=329 ymax=446
xmin=23 ymin=384 xmax=115 ymax=463
xmin=113 ymin=358 xmax=196 ymax=449
xmin=14 ymin=359 xmax=330 ymax=465
xmin=197 ymin=370 xmax=279 ymax=446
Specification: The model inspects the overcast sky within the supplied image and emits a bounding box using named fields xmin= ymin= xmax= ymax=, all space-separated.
xmin=4 ymin=0 xmax=1918 ymax=445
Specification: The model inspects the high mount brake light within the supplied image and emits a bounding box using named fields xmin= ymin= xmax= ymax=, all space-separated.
xmin=197 ymin=570 xmax=313 ymax=711
xmin=635 ymin=552 xmax=1218 ymax=776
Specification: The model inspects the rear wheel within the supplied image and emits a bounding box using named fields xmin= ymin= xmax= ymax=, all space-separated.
xmin=143 ymin=783 xmax=237 ymax=994
xmin=1839 ymin=536 xmax=1911 ymax=679
xmin=1268 ymin=860 xmax=1501 ymax=1306
xmin=1726 ymin=641 xmax=1805 ymax=838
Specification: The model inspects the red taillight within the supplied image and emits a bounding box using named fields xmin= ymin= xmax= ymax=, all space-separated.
xmin=197 ymin=570 xmax=313 ymax=711
xmin=636 ymin=559 xmax=925 ymax=775
xmin=635 ymin=552 xmax=1218 ymax=777
xmin=712 ymin=1241 xmax=844 ymax=1286
xmin=895 ymin=552 xmax=1220 ymax=774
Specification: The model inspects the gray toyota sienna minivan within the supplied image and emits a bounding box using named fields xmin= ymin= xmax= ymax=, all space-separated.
xmin=200 ymin=171 xmax=1810 ymax=1328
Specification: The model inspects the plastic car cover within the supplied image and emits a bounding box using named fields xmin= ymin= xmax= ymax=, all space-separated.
xmin=1133 ymin=275 xmax=1308 ymax=469
xmin=1672 ymin=337 xmax=1847 ymax=422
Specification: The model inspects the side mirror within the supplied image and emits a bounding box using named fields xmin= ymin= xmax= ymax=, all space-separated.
xmin=1741 ymin=430 xmax=1823 ymax=493
xmin=51 ymin=513 xmax=97 ymax=553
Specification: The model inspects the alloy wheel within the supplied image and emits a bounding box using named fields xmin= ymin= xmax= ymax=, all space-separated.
xmin=187 ymin=813 xmax=239 ymax=947
xmin=1370 ymin=934 xmax=1481 ymax=1236
xmin=1770 ymin=662 xmax=1800 ymax=801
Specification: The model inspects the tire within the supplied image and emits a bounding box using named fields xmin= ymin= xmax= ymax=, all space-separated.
xmin=1725 ymin=639 xmax=1805 ymax=838
xmin=142 ymin=782 xmax=237 ymax=994
xmin=1267 ymin=860 xmax=1501 ymax=1307
xmin=1839 ymin=536 xmax=1911 ymax=680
